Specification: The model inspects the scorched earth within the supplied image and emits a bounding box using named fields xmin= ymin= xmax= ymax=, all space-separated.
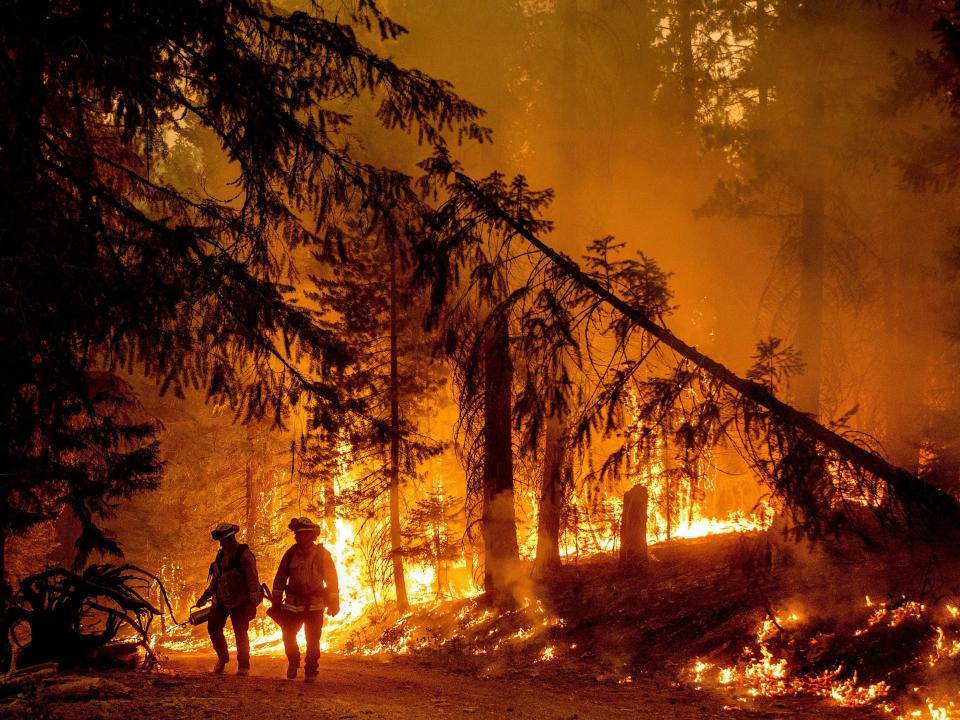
xmin=2 ymin=651 xmax=885 ymax=720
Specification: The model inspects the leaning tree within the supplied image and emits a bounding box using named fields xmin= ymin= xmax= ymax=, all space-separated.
xmin=443 ymin=166 xmax=960 ymax=545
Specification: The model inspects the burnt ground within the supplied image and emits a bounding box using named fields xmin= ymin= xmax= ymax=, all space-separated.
xmin=1 ymin=531 xmax=948 ymax=719
xmin=1 ymin=652 xmax=883 ymax=720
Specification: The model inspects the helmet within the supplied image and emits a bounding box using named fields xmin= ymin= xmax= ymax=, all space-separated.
xmin=288 ymin=516 xmax=322 ymax=535
xmin=211 ymin=522 xmax=240 ymax=541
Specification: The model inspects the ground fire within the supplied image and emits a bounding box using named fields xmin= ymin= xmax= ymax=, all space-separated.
xmin=3 ymin=1 xmax=960 ymax=719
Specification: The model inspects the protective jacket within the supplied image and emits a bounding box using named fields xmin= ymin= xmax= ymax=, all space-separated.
xmin=272 ymin=543 xmax=339 ymax=612
xmin=199 ymin=544 xmax=262 ymax=610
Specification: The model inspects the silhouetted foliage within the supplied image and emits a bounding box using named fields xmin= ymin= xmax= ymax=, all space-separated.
xmin=434 ymin=165 xmax=960 ymax=550
xmin=401 ymin=490 xmax=462 ymax=597
xmin=12 ymin=564 xmax=175 ymax=668
xmin=309 ymin=221 xmax=445 ymax=519
xmin=0 ymin=0 xmax=489 ymax=664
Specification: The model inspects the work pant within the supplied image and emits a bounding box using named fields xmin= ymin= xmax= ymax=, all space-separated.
xmin=281 ymin=609 xmax=324 ymax=676
xmin=208 ymin=603 xmax=254 ymax=669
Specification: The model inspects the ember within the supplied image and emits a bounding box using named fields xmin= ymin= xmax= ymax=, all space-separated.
xmin=689 ymin=595 xmax=960 ymax=718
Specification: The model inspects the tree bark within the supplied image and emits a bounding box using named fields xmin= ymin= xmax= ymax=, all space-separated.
xmin=0 ymin=521 xmax=9 ymax=673
xmin=756 ymin=1 xmax=768 ymax=111
xmin=881 ymin=190 xmax=923 ymax=473
xmin=533 ymin=414 xmax=566 ymax=577
xmin=389 ymin=235 xmax=409 ymax=611
xmin=244 ymin=424 xmax=261 ymax=545
xmin=558 ymin=0 xmax=579 ymax=155
xmin=796 ymin=80 xmax=825 ymax=417
xmin=322 ymin=437 xmax=337 ymax=541
xmin=677 ymin=0 xmax=697 ymax=124
xmin=664 ymin=438 xmax=676 ymax=540
xmin=455 ymin=172 xmax=960 ymax=537
xmin=482 ymin=317 xmax=521 ymax=603
xmin=556 ymin=0 xmax=586 ymax=239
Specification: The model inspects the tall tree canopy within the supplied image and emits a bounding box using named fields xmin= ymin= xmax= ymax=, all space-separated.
xmin=0 ymin=0 xmax=488 ymax=584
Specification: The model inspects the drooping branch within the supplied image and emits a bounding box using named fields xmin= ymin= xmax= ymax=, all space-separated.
xmin=452 ymin=171 xmax=960 ymax=537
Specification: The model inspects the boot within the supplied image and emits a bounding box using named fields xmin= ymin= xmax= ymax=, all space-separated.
xmin=213 ymin=658 xmax=227 ymax=674
xmin=304 ymin=673 xmax=317 ymax=684
xmin=286 ymin=664 xmax=298 ymax=679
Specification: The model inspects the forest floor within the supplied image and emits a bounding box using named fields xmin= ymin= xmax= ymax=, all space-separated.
xmin=2 ymin=531 xmax=953 ymax=719
xmin=0 ymin=651 xmax=883 ymax=720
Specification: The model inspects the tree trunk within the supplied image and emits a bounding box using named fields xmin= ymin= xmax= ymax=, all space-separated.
xmin=0 ymin=522 xmax=9 ymax=673
xmin=795 ymin=81 xmax=825 ymax=417
xmin=880 ymin=190 xmax=924 ymax=473
xmin=244 ymin=424 xmax=261 ymax=546
xmin=438 ymin=561 xmax=449 ymax=597
xmin=664 ymin=439 xmax=675 ymax=540
xmin=465 ymin=542 xmax=477 ymax=591
xmin=323 ymin=439 xmax=337 ymax=542
xmin=677 ymin=0 xmax=697 ymax=124
xmin=556 ymin=0 xmax=584 ymax=239
xmin=455 ymin=172 xmax=960 ymax=537
xmin=756 ymin=1 xmax=768 ymax=111
xmin=244 ymin=461 xmax=256 ymax=540
xmin=558 ymin=0 xmax=579 ymax=155
xmin=620 ymin=484 xmax=648 ymax=568
xmin=389 ymin=236 xmax=409 ymax=611
xmin=432 ymin=524 xmax=449 ymax=597
xmin=534 ymin=414 xmax=566 ymax=577
xmin=482 ymin=317 xmax=521 ymax=603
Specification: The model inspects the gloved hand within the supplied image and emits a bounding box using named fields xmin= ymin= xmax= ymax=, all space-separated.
xmin=327 ymin=601 xmax=340 ymax=617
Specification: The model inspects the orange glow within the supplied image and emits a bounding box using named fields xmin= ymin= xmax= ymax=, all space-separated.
xmin=688 ymin=596 xmax=960 ymax=718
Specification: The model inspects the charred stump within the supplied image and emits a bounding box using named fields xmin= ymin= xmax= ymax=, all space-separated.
xmin=619 ymin=484 xmax=648 ymax=568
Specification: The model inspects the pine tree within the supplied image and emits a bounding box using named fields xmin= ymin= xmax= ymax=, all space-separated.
xmin=308 ymin=217 xmax=447 ymax=610
xmin=716 ymin=4 xmax=960 ymax=424
xmin=401 ymin=489 xmax=463 ymax=598
xmin=442 ymin=164 xmax=960 ymax=551
xmin=0 ymin=0 xmax=489 ymax=665
xmin=418 ymin=161 xmax=579 ymax=602
xmin=889 ymin=1 xmax=960 ymax=491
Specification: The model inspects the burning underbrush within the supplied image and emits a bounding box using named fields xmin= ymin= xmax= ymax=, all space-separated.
xmin=340 ymin=595 xmax=570 ymax=674
xmin=330 ymin=531 xmax=771 ymax=681
xmin=148 ymin=528 xmax=960 ymax=719
xmin=324 ymin=531 xmax=960 ymax=719
xmin=680 ymin=535 xmax=960 ymax=720
xmin=688 ymin=595 xmax=960 ymax=718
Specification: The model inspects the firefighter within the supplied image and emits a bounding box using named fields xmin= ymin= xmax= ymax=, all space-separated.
xmin=195 ymin=522 xmax=262 ymax=675
xmin=271 ymin=517 xmax=340 ymax=682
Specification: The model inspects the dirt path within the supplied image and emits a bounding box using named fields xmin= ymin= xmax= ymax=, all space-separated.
xmin=5 ymin=652 xmax=887 ymax=720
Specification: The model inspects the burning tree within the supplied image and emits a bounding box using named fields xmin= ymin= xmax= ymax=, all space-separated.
xmin=308 ymin=215 xmax=447 ymax=611
xmin=442 ymin=167 xmax=960 ymax=546
xmin=418 ymin=167 xmax=568 ymax=604
xmin=413 ymin=147 xmax=960 ymax=608
xmin=401 ymin=489 xmax=463 ymax=598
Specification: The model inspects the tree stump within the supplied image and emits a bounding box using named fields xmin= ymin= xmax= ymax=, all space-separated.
xmin=619 ymin=485 xmax=648 ymax=568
